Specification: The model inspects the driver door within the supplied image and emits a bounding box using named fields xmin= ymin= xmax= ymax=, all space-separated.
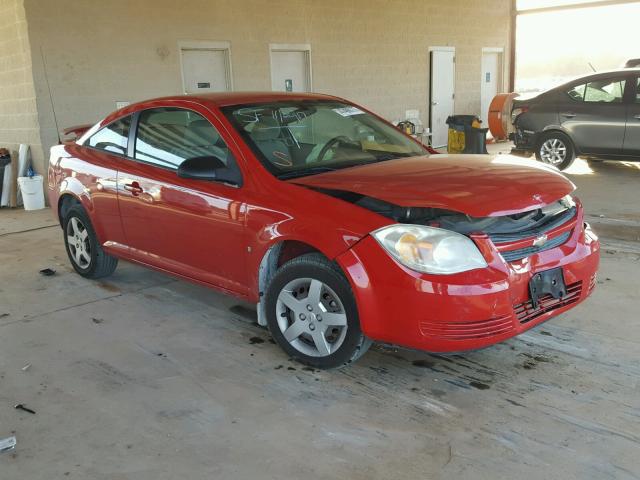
xmin=116 ymin=106 xmax=249 ymax=296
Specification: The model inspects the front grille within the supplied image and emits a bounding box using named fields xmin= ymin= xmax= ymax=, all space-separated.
xmin=514 ymin=281 xmax=582 ymax=325
xmin=490 ymin=206 xmax=577 ymax=263
xmin=500 ymin=231 xmax=571 ymax=262
xmin=419 ymin=314 xmax=514 ymax=340
xmin=489 ymin=207 xmax=576 ymax=243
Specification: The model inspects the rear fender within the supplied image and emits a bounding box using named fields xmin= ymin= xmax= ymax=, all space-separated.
xmin=56 ymin=178 xmax=96 ymax=220
xmin=49 ymin=145 xmax=96 ymax=225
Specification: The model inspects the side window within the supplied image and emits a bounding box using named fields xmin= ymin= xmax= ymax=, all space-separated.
xmin=134 ymin=108 xmax=235 ymax=170
xmin=87 ymin=116 xmax=131 ymax=155
xmin=635 ymin=77 xmax=640 ymax=103
xmin=584 ymin=78 xmax=626 ymax=103
xmin=567 ymin=83 xmax=586 ymax=102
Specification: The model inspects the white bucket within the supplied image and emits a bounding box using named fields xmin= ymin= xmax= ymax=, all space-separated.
xmin=17 ymin=175 xmax=45 ymax=211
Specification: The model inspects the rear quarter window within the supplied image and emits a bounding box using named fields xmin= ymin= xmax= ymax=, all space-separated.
xmin=87 ymin=116 xmax=131 ymax=155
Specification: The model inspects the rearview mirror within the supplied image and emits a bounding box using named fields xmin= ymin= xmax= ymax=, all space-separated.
xmin=177 ymin=156 xmax=241 ymax=186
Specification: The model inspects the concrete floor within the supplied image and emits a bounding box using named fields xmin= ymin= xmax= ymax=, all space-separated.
xmin=0 ymin=156 xmax=639 ymax=479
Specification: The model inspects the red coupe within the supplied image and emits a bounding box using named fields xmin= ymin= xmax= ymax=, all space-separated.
xmin=48 ymin=93 xmax=600 ymax=368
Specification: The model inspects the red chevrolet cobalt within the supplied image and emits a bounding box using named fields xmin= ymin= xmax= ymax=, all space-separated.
xmin=48 ymin=93 xmax=599 ymax=368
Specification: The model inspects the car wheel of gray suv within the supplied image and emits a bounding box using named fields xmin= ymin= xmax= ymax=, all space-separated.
xmin=535 ymin=131 xmax=576 ymax=170
xmin=265 ymin=253 xmax=372 ymax=369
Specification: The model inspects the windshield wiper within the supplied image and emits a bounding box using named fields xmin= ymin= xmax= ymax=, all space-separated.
xmin=277 ymin=166 xmax=337 ymax=180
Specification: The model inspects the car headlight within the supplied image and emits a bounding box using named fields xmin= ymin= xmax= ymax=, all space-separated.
xmin=372 ymin=225 xmax=488 ymax=275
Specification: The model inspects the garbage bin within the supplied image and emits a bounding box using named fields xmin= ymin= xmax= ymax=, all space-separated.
xmin=0 ymin=152 xmax=11 ymax=201
xmin=446 ymin=115 xmax=489 ymax=155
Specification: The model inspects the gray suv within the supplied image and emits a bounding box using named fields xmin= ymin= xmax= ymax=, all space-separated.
xmin=511 ymin=68 xmax=640 ymax=170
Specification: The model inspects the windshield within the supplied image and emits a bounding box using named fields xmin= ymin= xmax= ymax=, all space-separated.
xmin=222 ymin=100 xmax=429 ymax=179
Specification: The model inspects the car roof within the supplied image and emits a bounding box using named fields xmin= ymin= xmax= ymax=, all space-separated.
xmin=556 ymin=68 xmax=640 ymax=86
xmin=146 ymin=91 xmax=342 ymax=107
xmin=102 ymin=92 xmax=346 ymax=125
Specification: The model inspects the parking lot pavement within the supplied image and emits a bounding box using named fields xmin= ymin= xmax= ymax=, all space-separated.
xmin=0 ymin=160 xmax=638 ymax=479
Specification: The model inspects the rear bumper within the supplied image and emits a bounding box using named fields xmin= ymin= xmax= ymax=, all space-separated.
xmin=335 ymin=211 xmax=600 ymax=353
xmin=510 ymin=128 xmax=538 ymax=155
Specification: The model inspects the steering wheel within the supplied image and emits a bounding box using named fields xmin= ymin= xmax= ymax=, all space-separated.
xmin=314 ymin=136 xmax=355 ymax=164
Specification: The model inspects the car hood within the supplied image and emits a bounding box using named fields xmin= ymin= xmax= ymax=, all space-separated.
xmin=288 ymin=154 xmax=576 ymax=217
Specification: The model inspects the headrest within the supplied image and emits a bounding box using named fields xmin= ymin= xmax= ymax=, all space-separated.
xmin=250 ymin=117 xmax=282 ymax=142
xmin=189 ymin=119 xmax=220 ymax=144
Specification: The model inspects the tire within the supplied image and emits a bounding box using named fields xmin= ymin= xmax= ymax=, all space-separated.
xmin=265 ymin=253 xmax=372 ymax=369
xmin=535 ymin=131 xmax=576 ymax=170
xmin=62 ymin=205 xmax=118 ymax=279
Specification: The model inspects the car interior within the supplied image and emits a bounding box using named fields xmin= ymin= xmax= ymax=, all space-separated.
xmin=234 ymin=104 xmax=425 ymax=174
xmin=247 ymin=116 xmax=295 ymax=167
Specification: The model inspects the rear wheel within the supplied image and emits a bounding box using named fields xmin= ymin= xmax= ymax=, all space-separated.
xmin=63 ymin=205 xmax=118 ymax=279
xmin=265 ymin=253 xmax=371 ymax=369
xmin=535 ymin=131 xmax=576 ymax=170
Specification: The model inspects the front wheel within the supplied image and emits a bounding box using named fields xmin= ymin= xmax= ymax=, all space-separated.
xmin=535 ymin=131 xmax=576 ymax=170
xmin=265 ymin=253 xmax=371 ymax=369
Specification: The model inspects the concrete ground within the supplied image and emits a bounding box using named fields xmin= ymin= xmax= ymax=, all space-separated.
xmin=0 ymin=155 xmax=639 ymax=480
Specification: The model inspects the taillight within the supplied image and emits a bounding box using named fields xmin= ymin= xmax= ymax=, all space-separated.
xmin=511 ymin=106 xmax=529 ymax=125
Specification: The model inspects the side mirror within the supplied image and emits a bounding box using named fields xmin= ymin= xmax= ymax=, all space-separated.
xmin=177 ymin=156 xmax=241 ymax=185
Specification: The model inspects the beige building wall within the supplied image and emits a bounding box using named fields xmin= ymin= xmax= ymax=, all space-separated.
xmin=23 ymin=0 xmax=512 ymax=173
xmin=0 ymin=0 xmax=43 ymax=171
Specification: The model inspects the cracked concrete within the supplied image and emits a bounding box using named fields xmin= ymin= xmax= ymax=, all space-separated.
xmin=0 ymin=157 xmax=639 ymax=479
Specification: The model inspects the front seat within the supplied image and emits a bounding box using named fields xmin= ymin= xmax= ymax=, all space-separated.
xmin=187 ymin=119 xmax=229 ymax=163
xmin=249 ymin=117 xmax=292 ymax=167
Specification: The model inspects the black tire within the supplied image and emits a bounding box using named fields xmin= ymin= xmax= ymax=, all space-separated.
xmin=265 ymin=253 xmax=372 ymax=369
xmin=62 ymin=205 xmax=118 ymax=279
xmin=535 ymin=131 xmax=576 ymax=170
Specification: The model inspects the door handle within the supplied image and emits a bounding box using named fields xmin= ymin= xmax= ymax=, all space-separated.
xmin=561 ymin=112 xmax=576 ymax=118
xmin=432 ymin=102 xmax=439 ymax=106
xmin=123 ymin=181 xmax=143 ymax=196
xmin=634 ymin=114 xmax=640 ymax=120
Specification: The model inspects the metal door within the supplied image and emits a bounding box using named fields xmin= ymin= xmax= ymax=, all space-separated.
xmin=181 ymin=48 xmax=231 ymax=94
xmin=270 ymin=49 xmax=311 ymax=92
xmin=430 ymin=49 xmax=455 ymax=148
xmin=480 ymin=51 xmax=502 ymax=127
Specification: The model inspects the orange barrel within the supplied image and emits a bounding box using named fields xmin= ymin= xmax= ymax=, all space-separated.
xmin=488 ymin=93 xmax=519 ymax=140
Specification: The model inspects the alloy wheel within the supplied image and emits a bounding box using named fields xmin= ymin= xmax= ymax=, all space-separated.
xmin=66 ymin=217 xmax=92 ymax=269
xmin=539 ymin=138 xmax=567 ymax=166
xmin=275 ymin=278 xmax=348 ymax=357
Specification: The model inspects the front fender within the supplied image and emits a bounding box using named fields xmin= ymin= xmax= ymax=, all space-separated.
xmin=248 ymin=221 xmax=365 ymax=304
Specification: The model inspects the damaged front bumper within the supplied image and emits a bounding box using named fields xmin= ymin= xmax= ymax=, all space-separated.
xmin=335 ymin=207 xmax=600 ymax=353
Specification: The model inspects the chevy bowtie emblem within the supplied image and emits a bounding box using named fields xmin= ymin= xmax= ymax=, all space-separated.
xmin=532 ymin=234 xmax=548 ymax=247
